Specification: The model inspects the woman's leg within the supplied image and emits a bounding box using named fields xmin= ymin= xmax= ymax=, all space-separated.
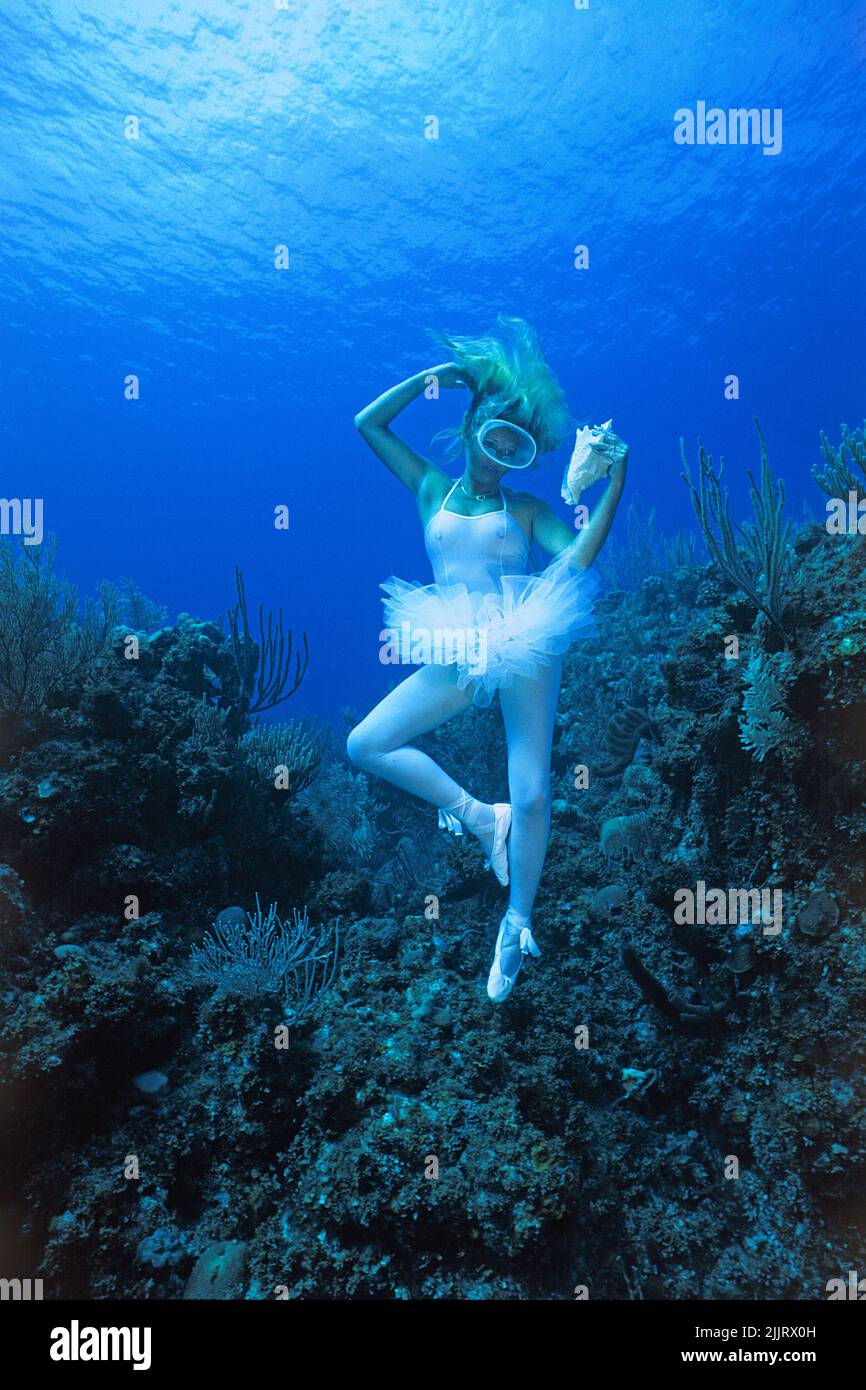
xmin=346 ymin=666 xmax=499 ymax=853
xmin=494 ymin=657 xmax=562 ymax=975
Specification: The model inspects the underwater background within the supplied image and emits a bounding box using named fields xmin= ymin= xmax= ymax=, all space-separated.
xmin=1 ymin=0 xmax=865 ymax=1300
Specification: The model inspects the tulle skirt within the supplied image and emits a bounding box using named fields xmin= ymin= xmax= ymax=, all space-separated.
xmin=379 ymin=550 xmax=601 ymax=707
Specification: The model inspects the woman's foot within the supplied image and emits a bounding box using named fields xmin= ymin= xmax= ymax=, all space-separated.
xmin=482 ymin=803 xmax=511 ymax=886
xmin=438 ymin=793 xmax=511 ymax=886
xmin=486 ymin=909 xmax=540 ymax=1003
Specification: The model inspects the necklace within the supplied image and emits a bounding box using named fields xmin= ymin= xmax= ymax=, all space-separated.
xmin=459 ymin=476 xmax=499 ymax=502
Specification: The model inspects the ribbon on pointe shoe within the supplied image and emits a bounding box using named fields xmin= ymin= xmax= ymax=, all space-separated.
xmin=438 ymin=809 xmax=464 ymax=836
xmin=518 ymin=925 xmax=541 ymax=958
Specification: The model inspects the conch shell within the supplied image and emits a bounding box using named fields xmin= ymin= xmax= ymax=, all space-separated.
xmin=561 ymin=419 xmax=613 ymax=504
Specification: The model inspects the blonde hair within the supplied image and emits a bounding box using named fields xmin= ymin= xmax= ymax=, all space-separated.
xmin=432 ymin=314 xmax=571 ymax=458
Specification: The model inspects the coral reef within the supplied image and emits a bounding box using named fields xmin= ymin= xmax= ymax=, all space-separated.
xmin=596 ymin=501 xmax=696 ymax=593
xmin=1 ymin=427 xmax=865 ymax=1301
xmin=118 ymin=578 xmax=169 ymax=633
xmin=0 ymin=536 xmax=117 ymax=719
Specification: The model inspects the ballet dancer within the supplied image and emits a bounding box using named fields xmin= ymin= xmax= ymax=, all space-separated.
xmin=348 ymin=316 xmax=627 ymax=1001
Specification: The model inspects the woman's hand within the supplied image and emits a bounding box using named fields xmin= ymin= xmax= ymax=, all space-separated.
xmin=565 ymin=427 xmax=628 ymax=569
xmin=430 ymin=361 xmax=475 ymax=392
xmin=589 ymin=426 xmax=629 ymax=485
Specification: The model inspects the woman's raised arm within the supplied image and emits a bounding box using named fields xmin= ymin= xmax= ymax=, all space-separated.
xmin=354 ymin=363 xmax=470 ymax=495
xmin=531 ymin=428 xmax=629 ymax=570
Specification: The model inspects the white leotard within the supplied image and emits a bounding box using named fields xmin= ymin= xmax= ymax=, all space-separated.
xmin=423 ymin=479 xmax=530 ymax=592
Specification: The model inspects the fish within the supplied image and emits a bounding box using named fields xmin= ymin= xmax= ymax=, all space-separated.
xmin=561 ymin=419 xmax=613 ymax=504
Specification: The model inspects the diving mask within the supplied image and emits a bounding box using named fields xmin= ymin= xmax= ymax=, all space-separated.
xmin=475 ymin=418 xmax=538 ymax=470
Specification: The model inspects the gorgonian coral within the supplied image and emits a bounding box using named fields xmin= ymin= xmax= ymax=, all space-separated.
xmin=738 ymin=651 xmax=793 ymax=762
xmin=188 ymin=897 xmax=339 ymax=1023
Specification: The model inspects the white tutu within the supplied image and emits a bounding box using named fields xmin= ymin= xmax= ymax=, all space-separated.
xmin=380 ymin=549 xmax=600 ymax=706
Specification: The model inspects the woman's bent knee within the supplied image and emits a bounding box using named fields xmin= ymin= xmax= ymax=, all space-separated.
xmin=346 ymin=722 xmax=387 ymax=770
xmin=346 ymin=726 xmax=369 ymax=768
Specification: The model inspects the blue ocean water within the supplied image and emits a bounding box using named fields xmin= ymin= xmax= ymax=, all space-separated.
xmin=1 ymin=0 xmax=863 ymax=721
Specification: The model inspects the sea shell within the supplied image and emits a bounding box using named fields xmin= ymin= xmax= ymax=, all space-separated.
xmin=561 ymin=419 xmax=613 ymax=504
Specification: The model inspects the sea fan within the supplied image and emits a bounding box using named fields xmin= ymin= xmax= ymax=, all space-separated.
xmin=738 ymin=652 xmax=793 ymax=762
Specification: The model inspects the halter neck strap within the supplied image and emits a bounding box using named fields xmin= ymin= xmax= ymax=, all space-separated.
xmin=440 ymin=479 xmax=461 ymax=511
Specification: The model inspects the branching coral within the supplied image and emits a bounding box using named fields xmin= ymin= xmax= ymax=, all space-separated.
xmin=186 ymin=703 xmax=322 ymax=800
xmin=225 ymin=567 xmax=309 ymax=722
xmin=188 ymin=897 xmax=339 ymax=1023
xmin=238 ymin=720 xmax=324 ymax=795
xmin=681 ymin=420 xmax=795 ymax=640
xmin=0 ymin=536 xmax=117 ymax=716
xmin=597 ymin=502 xmax=664 ymax=591
xmin=663 ymin=529 xmax=698 ymax=569
xmin=190 ymin=699 xmax=232 ymax=748
xmin=812 ymin=422 xmax=866 ymax=501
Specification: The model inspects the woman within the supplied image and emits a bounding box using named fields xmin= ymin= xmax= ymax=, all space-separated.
xmin=348 ymin=317 xmax=627 ymax=1002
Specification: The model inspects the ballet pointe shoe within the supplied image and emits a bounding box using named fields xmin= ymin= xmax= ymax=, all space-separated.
xmin=483 ymin=802 xmax=511 ymax=887
xmin=438 ymin=801 xmax=511 ymax=887
xmin=486 ymin=913 xmax=541 ymax=1003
